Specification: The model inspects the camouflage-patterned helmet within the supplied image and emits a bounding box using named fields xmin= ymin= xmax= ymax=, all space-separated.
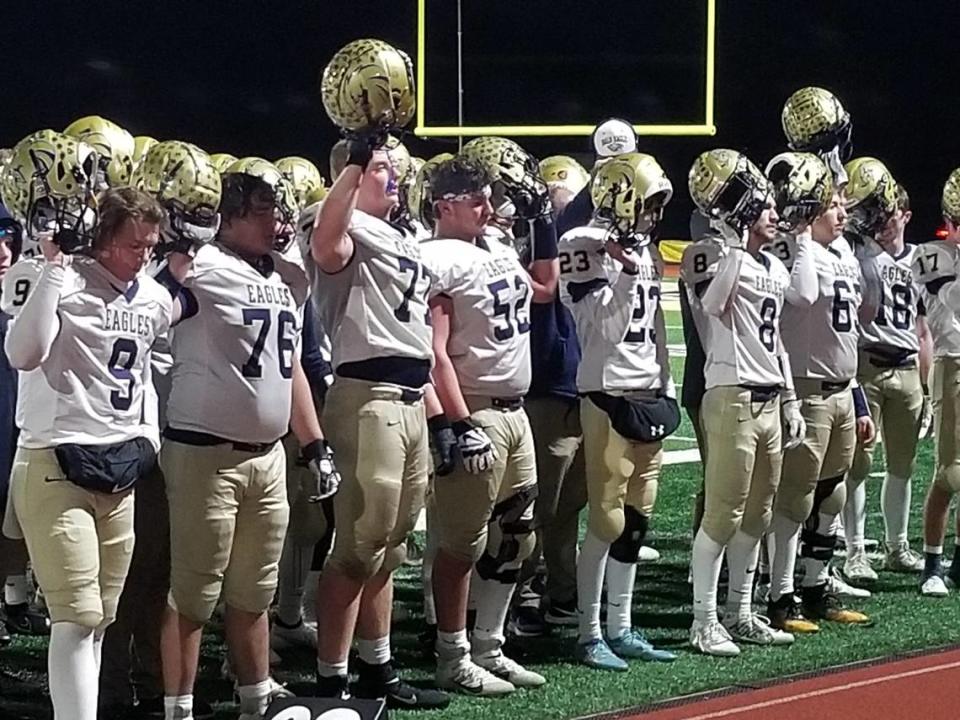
xmin=383 ymin=136 xmax=413 ymax=188
xmin=275 ymin=156 xmax=327 ymax=208
xmin=540 ymin=155 xmax=590 ymax=194
xmin=843 ymin=156 xmax=897 ymax=236
xmin=460 ymin=137 xmax=547 ymax=220
xmin=210 ymin=153 xmax=239 ymax=174
xmin=943 ymin=168 xmax=960 ymax=226
xmin=320 ymin=38 xmax=415 ymax=133
xmin=764 ymin=151 xmax=833 ymax=231
xmin=134 ymin=140 xmax=221 ymax=223
xmin=689 ymin=149 xmax=770 ymax=235
xmin=132 ymin=136 xmax=158 ymax=170
xmin=222 ymin=157 xmax=299 ymax=251
xmin=63 ymin=115 xmax=135 ymax=188
xmin=408 ymin=152 xmax=454 ymax=228
xmin=590 ymin=152 xmax=672 ymax=244
xmin=781 ymin=87 xmax=852 ymax=159
xmin=1 ymin=129 xmax=99 ymax=251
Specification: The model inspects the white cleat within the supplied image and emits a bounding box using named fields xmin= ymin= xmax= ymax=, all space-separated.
xmin=723 ymin=613 xmax=794 ymax=646
xmin=270 ymin=617 xmax=318 ymax=651
xmin=828 ymin=567 xmax=871 ymax=599
xmin=472 ymin=648 xmax=546 ymax=688
xmin=843 ymin=550 xmax=878 ymax=584
xmin=921 ymin=575 xmax=949 ymax=598
xmin=689 ymin=619 xmax=740 ymax=657
xmin=436 ymin=656 xmax=516 ymax=696
xmin=638 ymin=546 xmax=661 ymax=562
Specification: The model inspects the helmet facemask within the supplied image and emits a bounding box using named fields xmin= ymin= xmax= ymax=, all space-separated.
xmin=25 ymin=147 xmax=98 ymax=254
xmin=710 ymin=171 xmax=770 ymax=243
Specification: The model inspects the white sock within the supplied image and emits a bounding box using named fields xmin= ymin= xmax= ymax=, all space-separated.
xmin=770 ymin=513 xmax=801 ymax=601
xmin=276 ymin=538 xmax=313 ymax=627
xmin=725 ymin=529 xmax=760 ymax=621
xmin=436 ymin=629 xmax=469 ymax=659
xmin=843 ymin=478 xmax=867 ymax=553
xmin=164 ymin=694 xmax=194 ymax=720
xmin=49 ymin=622 xmax=98 ymax=720
xmin=691 ymin=528 xmax=725 ymax=624
xmin=4 ymin=574 xmax=29 ymax=606
xmin=316 ymin=658 xmax=349 ymax=678
xmin=472 ymin=574 xmax=516 ymax=647
xmin=93 ymin=629 xmax=105 ymax=675
xmin=576 ymin=531 xmax=609 ymax=643
xmin=604 ymin=557 xmax=636 ymax=641
xmin=801 ymin=512 xmax=838 ymax=587
xmin=356 ymin=635 xmax=391 ymax=666
xmin=882 ymin=473 xmax=912 ymax=545
xmin=237 ymin=679 xmax=272 ymax=716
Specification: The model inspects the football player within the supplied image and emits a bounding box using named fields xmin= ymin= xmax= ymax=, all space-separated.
xmin=768 ymin=169 xmax=882 ymax=632
xmin=509 ymin=154 xmax=589 ymax=636
xmin=419 ymin=156 xmax=544 ymax=695
xmin=97 ymin=141 xmax=223 ymax=718
xmin=685 ymin=150 xmax=800 ymax=656
xmin=560 ymin=152 xmax=677 ymax=671
xmin=312 ymin=38 xmax=447 ymax=709
xmin=5 ymin=135 xmax=171 ymax=720
xmin=157 ymin=157 xmax=329 ymax=720
xmin=913 ymin=168 xmax=960 ymax=596
xmin=843 ymin=182 xmax=930 ymax=583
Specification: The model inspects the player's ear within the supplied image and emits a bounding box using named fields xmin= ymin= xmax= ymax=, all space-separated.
xmin=902 ymin=210 xmax=912 ymax=226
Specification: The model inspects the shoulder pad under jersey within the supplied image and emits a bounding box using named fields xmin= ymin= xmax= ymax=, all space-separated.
xmin=680 ymin=238 xmax=724 ymax=286
xmin=558 ymin=226 xmax=608 ymax=283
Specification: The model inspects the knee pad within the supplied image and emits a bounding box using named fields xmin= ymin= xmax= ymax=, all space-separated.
xmin=608 ymin=506 xmax=649 ymax=564
xmin=475 ymin=485 xmax=538 ymax=584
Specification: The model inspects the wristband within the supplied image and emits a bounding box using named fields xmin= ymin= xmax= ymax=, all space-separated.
xmin=428 ymin=414 xmax=451 ymax=433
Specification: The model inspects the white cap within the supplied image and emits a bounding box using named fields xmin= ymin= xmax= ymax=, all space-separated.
xmin=592 ymin=118 xmax=637 ymax=157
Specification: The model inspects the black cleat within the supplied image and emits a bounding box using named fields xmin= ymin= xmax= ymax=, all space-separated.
xmin=353 ymin=659 xmax=450 ymax=710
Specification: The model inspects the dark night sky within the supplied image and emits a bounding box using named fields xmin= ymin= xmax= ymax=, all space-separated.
xmin=4 ymin=0 xmax=959 ymax=239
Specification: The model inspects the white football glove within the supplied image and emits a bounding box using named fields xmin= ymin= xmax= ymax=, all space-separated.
xmin=452 ymin=419 xmax=497 ymax=474
xmin=303 ymin=440 xmax=341 ymax=501
xmin=782 ymin=399 xmax=806 ymax=450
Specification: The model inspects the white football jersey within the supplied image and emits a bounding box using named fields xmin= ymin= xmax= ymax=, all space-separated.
xmin=13 ymin=259 xmax=172 ymax=449
xmin=702 ymin=250 xmax=791 ymax=389
xmin=420 ymin=236 xmax=532 ymax=397
xmin=782 ymin=236 xmax=862 ymax=382
xmin=559 ymin=225 xmax=669 ymax=393
xmin=313 ymin=209 xmax=433 ymax=373
xmin=165 ymin=242 xmax=309 ymax=444
xmin=859 ymin=245 xmax=923 ymax=354
xmin=912 ymin=241 xmax=960 ymax=358
xmin=0 ymin=258 xmax=42 ymax=317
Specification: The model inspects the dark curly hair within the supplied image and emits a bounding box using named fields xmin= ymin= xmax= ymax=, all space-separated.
xmin=431 ymin=157 xmax=494 ymax=201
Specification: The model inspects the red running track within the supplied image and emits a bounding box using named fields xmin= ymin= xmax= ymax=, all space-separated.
xmin=618 ymin=648 xmax=960 ymax=720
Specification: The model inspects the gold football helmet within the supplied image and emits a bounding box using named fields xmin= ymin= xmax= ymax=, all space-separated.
xmin=843 ymin=156 xmax=897 ymax=236
xmin=210 ymin=153 xmax=239 ymax=174
xmin=1 ymin=129 xmax=99 ymax=252
xmin=540 ymin=155 xmax=590 ymax=194
xmin=222 ymin=157 xmax=299 ymax=251
xmin=276 ymin=156 xmax=327 ymax=209
xmin=133 ymin=136 xmax=158 ymax=170
xmin=943 ymin=168 xmax=960 ymax=226
xmin=320 ymin=38 xmax=415 ymax=133
xmin=63 ymin=115 xmax=136 ymax=188
xmin=689 ymin=149 xmax=770 ymax=241
xmin=764 ymin=151 xmax=833 ymax=232
xmin=461 ymin=137 xmax=547 ymax=221
xmin=408 ymin=152 xmax=454 ymax=228
xmin=134 ymin=140 xmax=222 ymax=254
xmin=782 ymin=87 xmax=852 ymax=159
xmin=590 ymin=152 xmax=672 ymax=245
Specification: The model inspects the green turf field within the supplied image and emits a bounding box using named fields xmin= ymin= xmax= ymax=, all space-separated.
xmin=3 ymin=304 xmax=959 ymax=720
